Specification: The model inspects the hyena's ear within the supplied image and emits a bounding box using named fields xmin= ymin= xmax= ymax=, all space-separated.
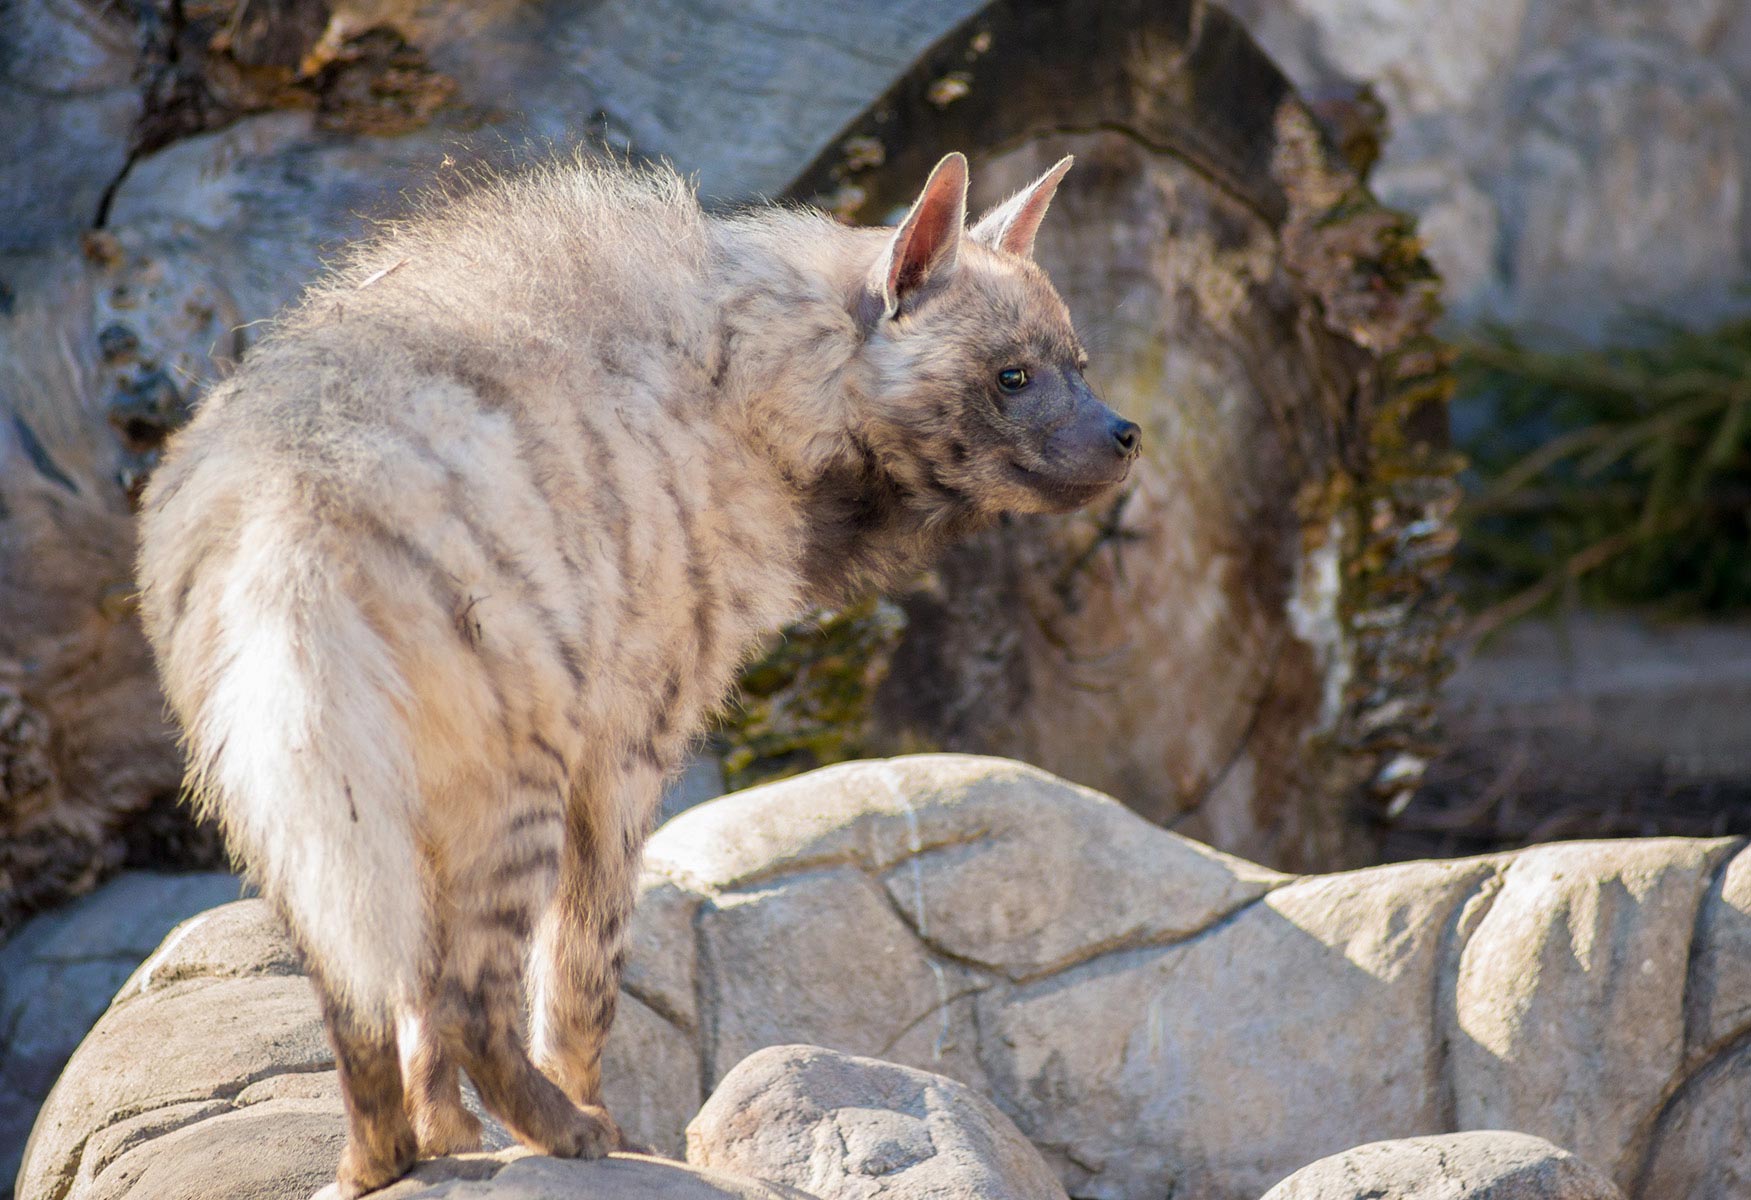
xmin=969 ymin=155 xmax=1074 ymax=260
xmin=870 ymin=152 xmax=969 ymax=318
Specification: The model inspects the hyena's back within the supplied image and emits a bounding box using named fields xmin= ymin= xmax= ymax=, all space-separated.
xmin=136 ymin=163 xmax=801 ymax=1019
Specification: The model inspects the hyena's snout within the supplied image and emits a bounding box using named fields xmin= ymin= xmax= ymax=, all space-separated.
xmin=1099 ymin=408 xmax=1142 ymax=461
xmin=1051 ymin=375 xmax=1142 ymax=485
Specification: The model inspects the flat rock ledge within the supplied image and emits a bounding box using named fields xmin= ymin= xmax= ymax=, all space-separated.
xmin=20 ymin=754 xmax=1751 ymax=1199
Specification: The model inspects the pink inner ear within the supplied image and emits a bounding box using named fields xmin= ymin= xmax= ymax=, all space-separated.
xmin=971 ymin=155 xmax=1073 ymax=260
xmin=883 ymin=153 xmax=968 ymax=311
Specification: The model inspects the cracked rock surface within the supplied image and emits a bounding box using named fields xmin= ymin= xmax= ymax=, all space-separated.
xmin=19 ymin=754 xmax=1751 ymax=1199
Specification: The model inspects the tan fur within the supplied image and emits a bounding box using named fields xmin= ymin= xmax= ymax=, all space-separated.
xmin=135 ymin=150 xmax=1125 ymax=1195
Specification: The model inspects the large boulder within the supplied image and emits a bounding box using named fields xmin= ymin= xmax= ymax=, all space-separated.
xmin=21 ymin=755 xmax=1751 ymax=1199
xmin=687 ymin=1045 xmax=1066 ymax=1199
xmin=1259 ymin=1131 xmax=1622 ymax=1199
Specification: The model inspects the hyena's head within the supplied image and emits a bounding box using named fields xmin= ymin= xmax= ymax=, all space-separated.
xmin=854 ymin=152 xmax=1141 ymax=517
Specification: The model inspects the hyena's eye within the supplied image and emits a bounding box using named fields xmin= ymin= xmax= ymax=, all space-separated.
xmin=997 ymin=366 xmax=1029 ymax=392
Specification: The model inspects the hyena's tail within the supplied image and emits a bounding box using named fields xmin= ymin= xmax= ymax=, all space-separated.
xmin=159 ymin=521 xmax=428 ymax=1031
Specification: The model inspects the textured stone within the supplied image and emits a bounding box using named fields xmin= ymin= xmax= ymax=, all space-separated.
xmin=1687 ymin=845 xmax=1751 ymax=1059
xmin=696 ymin=867 xmax=976 ymax=1086
xmin=111 ymin=894 xmax=303 ymax=1004
xmin=653 ymin=755 xmax=1280 ymax=973
xmin=1224 ymin=0 xmax=1751 ymax=335
xmin=22 ymin=756 xmax=1751 ymax=1200
xmin=83 ymin=1101 xmax=346 ymax=1200
xmin=1260 ymin=1131 xmax=1623 ymax=1199
xmin=603 ymin=874 xmax=707 ymax=1153
xmin=1451 ymin=838 xmax=1734 ymax=1184
xmin=974 ymin=857 xmax=1501 ymax=1199
xmin=687 ymin=1045 xmax=1067 ymax=1199
xmin=0 ymin=872 xmax=242 ymax=1190
xmin=1637 ymin=1037 xmax=1751 ymax=1199
xmin=1230 ymin=0 xmax=1532 ymax=115
xmin=621 ymin=877 xmax=702 ymax=1038
xmin=0 ymin=0 xmax=139 ymax=252
xmin=18 ymin=974 xmax=330 ymax=1200
xmin=1499 ymin=37 xmax=1744 ymax=331
xmin=601 ymin=990 xmax=701 ymax=1158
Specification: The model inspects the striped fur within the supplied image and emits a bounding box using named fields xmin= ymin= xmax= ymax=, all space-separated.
xmin=135 ymin=150 xmax=1128 ymax=1195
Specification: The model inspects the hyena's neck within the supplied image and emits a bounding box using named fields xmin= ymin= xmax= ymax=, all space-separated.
xmin=706 ymin=214 xmax=982 ymax=608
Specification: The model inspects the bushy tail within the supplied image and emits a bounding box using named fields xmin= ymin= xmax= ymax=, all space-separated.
xmin=179 ymin=534 xmax=427 ymax=1027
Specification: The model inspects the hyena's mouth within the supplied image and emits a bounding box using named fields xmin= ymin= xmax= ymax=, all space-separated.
xmin=1006 ymin=457 xmax=1130 ymax=508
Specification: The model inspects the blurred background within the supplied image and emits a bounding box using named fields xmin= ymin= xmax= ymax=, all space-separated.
xmin=1 ymin=0 xmax=1748 ymax=1181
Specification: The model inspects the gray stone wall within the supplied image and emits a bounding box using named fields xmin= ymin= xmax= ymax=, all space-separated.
xmin=1227 ymin=0 xmax=1751 ymax=337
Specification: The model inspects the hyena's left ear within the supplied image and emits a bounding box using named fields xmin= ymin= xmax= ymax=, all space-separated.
xmin=871 ymin=152 xmax=969 ymax=318
xmin=969 ymin=155 xmax=1074 ymax=260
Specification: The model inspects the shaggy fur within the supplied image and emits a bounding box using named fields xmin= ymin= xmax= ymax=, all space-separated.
xmin=135 ymin=150 xmax=1136 ymax=1195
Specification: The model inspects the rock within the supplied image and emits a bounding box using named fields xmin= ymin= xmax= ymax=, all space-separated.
xmin=1222 ymin=0 xmax=1751 ymax=336
xmin=21 ymin=756 xmax=1751 ymax=1200
xmin=78 ymin=1102 xmax=347 ymax=1200
xmin=0 ymin=0 xmax=139 ymax=253
xmin=1226 ymin=0 xmax=1531 ymax=116
xmin=1498 ymin=36 xmax=1744 ymax=333
xmin=647 ymin=756 xmax=1282 ymax=968
xmin=1450 ymin=839 xmax=1730 ymax=1181
xmin=1687 ymin=847 xmax=1751 ymax=1060
xmin=696 ymin=867 xmax=978 ymax=1090
xmin=0 ymin=871 xmax=241 ymax=1191
xmin=972 ymin=857 xmax=1503 ymax=1198
xmin=686 ymin=1045 xmax=1067 ymax=1199
xmin=1636 ymin=1031 xmax=1751 ymax=1199
xmin=797 ymin=37 xmax=1458 ymax=869
xmin=600 ymin=990 xmax=702 ymax=1160
xmin=1259 ymin=1131 xmax=1623 ymax=1199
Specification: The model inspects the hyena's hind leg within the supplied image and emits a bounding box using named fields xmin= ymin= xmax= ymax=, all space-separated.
xmin=396 ymin=1008 xmax=481 ymax=1156
xmin=529 ymin=757 xmax=662 ymax=1147
xmin=309 ymin=971 xmax=419 ymax=1197
xmin=426 ymin=795 xmax=615 ymax=1159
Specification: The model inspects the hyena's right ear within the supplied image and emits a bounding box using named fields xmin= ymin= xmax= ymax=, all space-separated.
xmin=969 ymin=155 xmax=1073 ymax=260
xmin=869 ymin=152 xmax=969 ymax=319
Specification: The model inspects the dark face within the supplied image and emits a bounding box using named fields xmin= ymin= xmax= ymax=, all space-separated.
xmin=984 ymin=358 xmax=1141 ymax=514
xmin=862 ymin=243 xmax=1142 ymax=517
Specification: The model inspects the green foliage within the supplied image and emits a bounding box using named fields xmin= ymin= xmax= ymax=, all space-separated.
xmin=1458 ymin=316 xmax=1751 ymax=631
xmin=717 ymin=596 xmax=909 ymax=791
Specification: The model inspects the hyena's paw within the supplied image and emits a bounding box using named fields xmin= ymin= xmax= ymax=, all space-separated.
xmin=334 ymin=1125 xmax=418 ymax=1197
xmin=534 ymin=1102 xmax=617 ymax=1160
xmin=410 ymin=1099 xmax=483 ymax=1157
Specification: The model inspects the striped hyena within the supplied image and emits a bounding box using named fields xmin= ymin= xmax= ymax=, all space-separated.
xmin=136 ymin=150 xmax=1139 ymax=1195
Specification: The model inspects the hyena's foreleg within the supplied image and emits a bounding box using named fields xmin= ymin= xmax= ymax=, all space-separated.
xmin=529 ymin=756 xmax=662 ymax=1137
xmin=425 ymin=793 xmax=615 ymax=1159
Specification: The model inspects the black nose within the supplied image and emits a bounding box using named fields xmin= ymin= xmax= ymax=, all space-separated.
xmin=1110 ymin=418 xmax=1142 ymax=458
